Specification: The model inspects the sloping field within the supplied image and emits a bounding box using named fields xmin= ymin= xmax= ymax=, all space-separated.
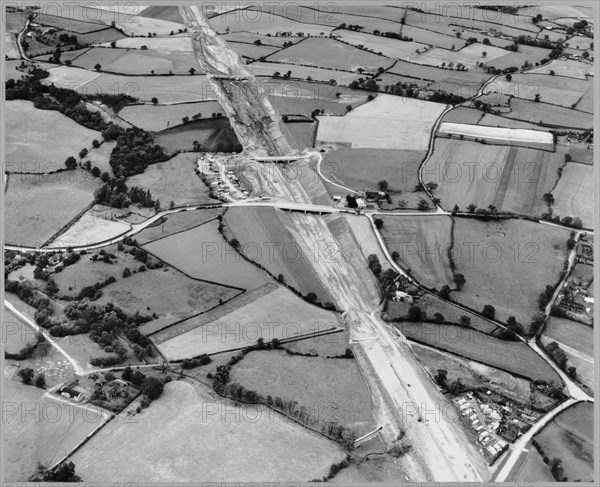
xmin=551 ymin=163 xmax=594 ymax=229
xmin=6 ymin=100 xmax=101 ymax=164
xmin=157 ymin=286 xmax=340 ymax=359
xmin=154 ymin=118 xmax=242 ymax=153
xmin=438 ymin=122 xmax=554 ymax=148
xmin=510 ymin=448 xmax=555 ymax=483
xmin=138 ymin=5 xmax=183 ymax=23
xmin=68 ymin=47 xmax=201 ymax=75
xmin=248 ymin=62 xmax=359 ymax=85
xmin=321 ymin=148 xmax=426 ymax=195
xmin=222 ymin=32 xmax=302 ymax=47
xmin=316 ymin=94 xmax=446 ymax=150
xmin=71 ymin=381 xmax=345 ymax=482
xmin=45 ymin=66 xmax=216 ymax=104
xmin=32 ymin=12 xmax=108 ymax=33
xmin=487 ymin=74 xmax=591 ymax=108
xmin=328 ymin=30 xmax=428 ymax=59
xmin=343 ymin=215 xmax=391 ymax=270
xmin=98 ymin=36 xmax=193 ymax=53
xmin=534 ymin=402 xmax=594 ymax=482
xmin=398 ymin=323 xmax=563 ymax=385
xmin=424 ymin=138 xmax=564 ymax=217
xmin=268 ymin=37 xmax=394 ymax=72
xmin=442 ymin=107 xmax=483 ymax=124
xmin=544 ymin=317 xmax=593 ymax=356
xmin=506 ymin=98 xmax=593 ymax=130
xmin=93 ymin=265 xmax=241 ymax=322
xmin=48 ymin=212 xmax=130 ymax=248
xmin=134 ymin=208 xmax=223 ymax=245
xmin=4 ymin=381 xmax=105 ymax=482
xmin=226 ymin=42 xmax=280 ymax=59
xmin=406 ymin=44 xmax=508 ymax=69
xmin=5 ymin=171 xmax=100 ymax=247
xmin=528 ymin=59 xmax=594 ymax=79
xmin=379 ymin=215 xmax=455 ymax=290
xmin=127 ymin=153 xmax=215 ymax=207
xmin=453 ymin=219 xmax=570 ymax=325
xmin=223 ymin=206 xmax=334 ymax=305
xmin=143 ymin=219 xmax=272 ymax=290
xmin=478 ymin=113 xmax=543 ymax=131
xmin=231 ymin=350 xmax=376 ymax=435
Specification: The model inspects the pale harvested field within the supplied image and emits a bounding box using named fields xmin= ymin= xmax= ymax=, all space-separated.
xmin=45 ymin=67 xmax=216 ymax=104
xmin=5 ymin=32 xmax=19 ymax=58
xmin=316 ymin=94 xmax=446 ymax=150
xmin=4 ymin=381 xmax=105 ymax=482
xmin=127 ymin=153 xmax=215 ymax=207
xmin=6 ymin=100 xmax=101 ymax=164
xmin=564 ymin=35 xmax=594 ymax=50
xmin=424 ymin=138 xmax=565 ymax=216
xmin=157 ymin=286 xmax=339 ymax=359
xmin=551 ymin=163 xmax=594 ymax=229
xmin=111 ymin=15 xmax=184 ymax=37
xmin=222 ymin=32 xmax=303 ymax=47
xmin=438 ymin=122 xmax=554 ymax=148
xmin=268 ymin=37 xmax=393 ymax=72
xmin=48 ymin=212 xmax=130 ymax=248
xmin=528 ymin=59 xmax=594 ymax=79
xmin=71 ymin=380 xmax=346 ymax=482
xmin=406 ymin=43 xmax=508 ymax=69
xmin=119 ymin=101 xmax=224 ymax=131
xmin=379 ymin=215 xmax=455 ymax=290
xmin=5 ymin=171 xmax=100 ymax=246
xmin=453 ymin=219 xmax=570 ymax=325
xmin=334 ymin=30 xmax=428 ymax=59
xmin=209 ymin=10 xmax=335 ymax=36
xmin=248 ymin=62 xmax=359 ymax=85
xmin=97 ymin=36 xmax=193 ymax=53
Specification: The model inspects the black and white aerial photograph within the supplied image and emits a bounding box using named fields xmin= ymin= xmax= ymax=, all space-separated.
xmin=2 ymin=1 xmax=597 ymax=484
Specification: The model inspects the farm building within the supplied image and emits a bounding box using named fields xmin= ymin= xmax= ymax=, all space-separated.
xmin=393 ymin=291 xmax=413 ymax=303
xmin=59 ymin=386 xmax=84 ymax=402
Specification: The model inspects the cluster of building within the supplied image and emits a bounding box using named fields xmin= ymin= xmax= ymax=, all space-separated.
xmin=334 ymin=190 xmax=390 ymax=210
xmin=198 ymin=155 xmax=250 ymax=202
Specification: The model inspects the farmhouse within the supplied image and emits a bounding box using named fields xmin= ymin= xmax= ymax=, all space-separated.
xmin=393 ymin=291 xmax=413 ymax=303
xmin=59 ymin=386 xmax=84 ymax=402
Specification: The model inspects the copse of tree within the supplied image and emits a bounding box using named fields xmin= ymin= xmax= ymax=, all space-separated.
xmin=29 ymin=461 xmax=81 ymax=482
xmin=482 ymin=304 xmax=496 ymax=319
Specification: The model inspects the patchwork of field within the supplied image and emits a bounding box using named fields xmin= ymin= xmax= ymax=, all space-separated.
xmin=44 ymin=66 xmax=216 ymax=104
xmin=65 ymin=47 xmax=201 ymax=75
xmin=6 ymin=100 xmax=101 ymax=164
xmin=317 ymin=94 xmax=446 ymax=150
xmin=438 ymin=122 xmax=553 ymax=148
xmin=248 ymin=62 xmax=360 ymax=85
xmin=223 ymin=206 xmax=335 ymax=304
xmin=407 ymin=44 xmax=509 ymax=69
xmin=230 ymin=350 xmax=376 ymax=435
xmin=379 ymin=215 xmax=455 ymax=290
xmin=222 ymin=32 xmax=302 ymax=47
xmin=157 ymin=286 xmax=339 ymax=359
xmin=397 ymin=322 xmax=563 ymax=386
xmin=143 ymin=219 xmax=271 ymax=290
xmin=533 ymin=402 xmax=594 ymax=482
xmin=259 ymin=79 xmax=371 ymax=116
xmin=71 ymin=380 xmax=346 ymax=482
xmin=4 ymin=381 xmax=105 ymax=482
xmin=267 ymin=37 xmax=394 ymax=72
xmin=134 ymin=208 xmax=223 ymax=245
xmin=486 ymin=74 xmax=592 ymax=109
xmin=126 ymin=153 xmax=215 ymax=207
xmin=93 ymin=265 xmax=241 ymax=323
xmin=48 ymin=211 xmax=130 ymax=248
xmin=154 ymin=118 xmax=242 ymax=153
xmin=209 ymin=9 xmax=336 ymax=36
xmin=98 ymin=36 xmax=193 ymax=53
xmin=424 ymin=139 xmax=564 ymax=217
xmin=5 ymin=171 xmax=100 ymax=247
xmin=551 ymin=163 xmax=594 ymax=229
xmin=453 ymin=219 xmax=570 ymax=326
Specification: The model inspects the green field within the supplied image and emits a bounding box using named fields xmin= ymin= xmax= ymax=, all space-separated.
xmin=551 ymin=163 xmax=594 ymax=229
xmin=127 ymin=153 xmax=215 ymax=207
xmin=71 ymin=380 xmax=346 ymax=482
xmin=534 ymin=402 xmax=594 ymax=482
xmin=143 ymin=219 xmax=272 ymax=290
xmin=134 ymin=208 xmax=223 ymax=245
xmin=452 ymin=218 xmax=570 ymax=326
xmin=6 ymin=100 xmax=102 ymax=165
xmin=230 ymin=349 xmax=376 ymax=435
xmin=118 ymin=101 xmax=223 ymax=131
xmin=5 ymin=171 xmax=100 ymax=246
xmin=379 ymin=215 xmax=454 ymax=290
xmin=397 ymin=322 xmax=563 ymax=385
xmin=544 ymin=317 xmax=593 ymax=356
